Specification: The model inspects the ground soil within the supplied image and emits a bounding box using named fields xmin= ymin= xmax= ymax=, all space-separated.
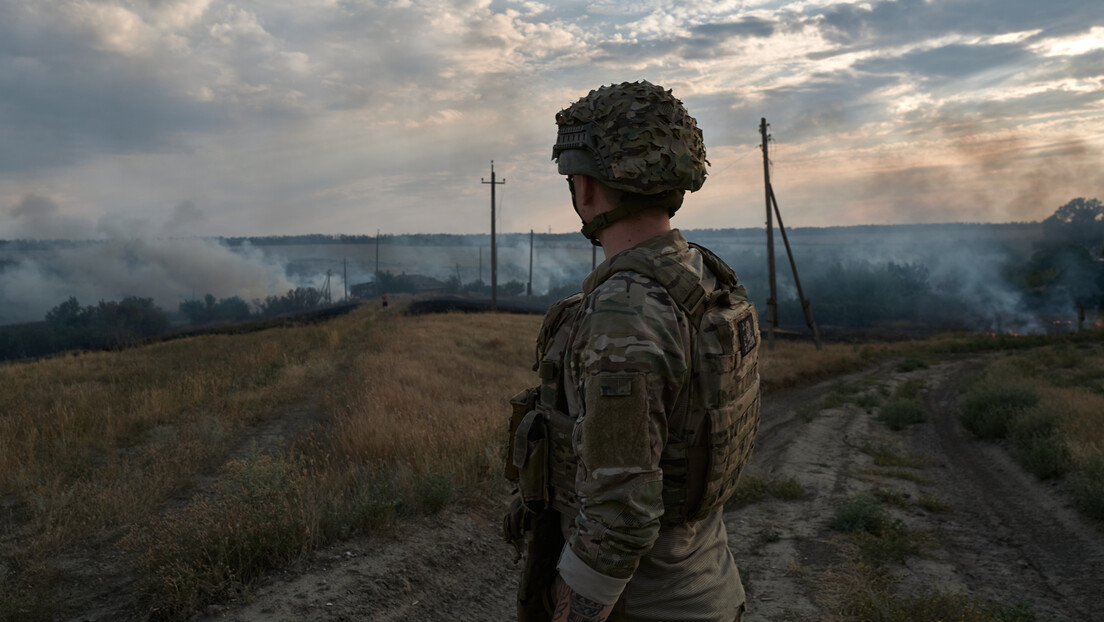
xmin=189 ymin=355 xmax=1104 ymax=622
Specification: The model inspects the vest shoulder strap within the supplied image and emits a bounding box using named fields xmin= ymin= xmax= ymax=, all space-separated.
xmin=582 ymin=242 xmax=739 ymax=325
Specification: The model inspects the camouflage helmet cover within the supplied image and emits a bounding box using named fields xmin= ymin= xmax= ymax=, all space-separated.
xmin=553 ymin=80 xmax=708 ymax=195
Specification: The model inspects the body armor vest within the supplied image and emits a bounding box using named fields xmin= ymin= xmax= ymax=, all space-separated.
xmin=508 ymin=242 xmax=760 ymax=525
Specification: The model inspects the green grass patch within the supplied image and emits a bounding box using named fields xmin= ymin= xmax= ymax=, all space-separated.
xmin=748 ymin=527 xmax=783 ymax=555
xmin=830 ymin=494 xmax=891 ymax=534
xmin=873 ymin=467 xmax=932 ymax=483
xmin=860 ymin=440 xmax=920 ymax=468
xmin=856 ymin=393 xmax=884 ymax=411
xmin=1008 ymin=408 xmax=1071 ymax=479
xmin=871 ymin=488 xmax=910 ymax=508
xmin=414 ymin=470 xmax=455 ymax=515
xmin=878 ymin=399 xmax=928 ymax=431
xmin=856 ymin=518 xmax=922 ymax=567
xmin=726 ymin=471 xmax=806 ymax=509
xmin=798 ymin=402 xmax=821 ymax=423
xmin=958 ymin=384 xmax=1040 ymax=440
xmin=894 ymin=377 xmax=925 ymax=400
xmin=917 ymin=495 xmax=951 ymax=513
xmin=1067 ymin=451 xmax=1104 ymax=523
xmin=842 ymin=589 xmax=1035 ymax=622
xmin=897 ymin=356 xmax=929 ymax=372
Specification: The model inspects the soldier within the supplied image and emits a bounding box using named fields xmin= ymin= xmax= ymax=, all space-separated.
xmin=505 ymin=81 xmax=761 ymax=622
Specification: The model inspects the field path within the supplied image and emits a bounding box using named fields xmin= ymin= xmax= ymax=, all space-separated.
xmin=197 ymin=355 xmax=1104 ymax=622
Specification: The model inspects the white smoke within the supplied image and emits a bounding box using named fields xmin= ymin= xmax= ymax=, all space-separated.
xmin=0 ymin=194 xmax=297 ymax=325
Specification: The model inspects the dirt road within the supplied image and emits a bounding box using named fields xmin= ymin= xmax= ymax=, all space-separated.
xmin=197 ymin=356 xmax=1104 ymax=622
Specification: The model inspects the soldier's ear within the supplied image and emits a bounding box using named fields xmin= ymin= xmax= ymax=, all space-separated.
xmin=573 ymin=175 xmax=604 ymax=212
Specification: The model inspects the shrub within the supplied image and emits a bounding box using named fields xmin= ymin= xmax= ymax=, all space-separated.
xmin=769 ymin=473 xmax=806 ymax=500
xmin=850 ymin=590 xmax=1035 ymax=622
xmin=830 ymin=495 xmax=890 ymax=534
xmin=958 ymin=385 xmax=1040 ymax=439
xmin=416 ymin=470 xmax=455 ymax=515
xmin=1068 ymin=451 xmax=1104 ymax=522
xmin=725 ymin=471 xmax=805 ymax=508
xmin=917 ymin=495 xmax=951 ymax=513
xmin=860 ymin=440 xmax=919 ymax=467
xmin=1009 ymin=408 xmax=1071 ymax=479
xmin=897 ymin=356 xmax=929 ymax=372
xmin=879 ymin=399 xmax=927 ymax=430
xmin=895 ymin=377 xmax=925 ymax=400
xmin=856 ymin=518 xmax=920 ymax=567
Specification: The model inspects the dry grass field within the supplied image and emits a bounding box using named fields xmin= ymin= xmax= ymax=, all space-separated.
xmin=0 ymin=298 xmax=1101 ymax=621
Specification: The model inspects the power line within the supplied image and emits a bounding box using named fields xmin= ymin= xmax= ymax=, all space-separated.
xmin=481 ymin=161 xmax=505 ymax=311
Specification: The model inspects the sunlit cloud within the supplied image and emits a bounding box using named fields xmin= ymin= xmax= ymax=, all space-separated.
xmin=0 ymin=0 xmax=1102 ymax=239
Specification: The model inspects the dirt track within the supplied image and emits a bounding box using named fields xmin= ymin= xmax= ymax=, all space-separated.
xmin=196 ymin=356 xmax=1104 ymax=622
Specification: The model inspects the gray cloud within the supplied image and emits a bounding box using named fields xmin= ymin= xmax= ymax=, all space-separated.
xmin=812 ymin=0 xmax=1104 ymax=48
xmin=855 ymin=42 xmax=1032 ymax=82
xmin=690 ymin=16 xmax=777 ymax=40
xmin=6 ymin=194 xmax=95 ymax=240
xmin=746 ymin=72 xmax=899 ymax=141
xmin=1058 ymin=49 xmax=1104 ymax=80
xmin=0 ymin=6 xmax=223 ymax=173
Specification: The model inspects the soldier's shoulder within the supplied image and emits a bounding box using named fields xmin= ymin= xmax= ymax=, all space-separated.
xmin=584 ymin=270 xmax=682 ymax=336
xmin=590 ymin=269 xmax=673 ymax=305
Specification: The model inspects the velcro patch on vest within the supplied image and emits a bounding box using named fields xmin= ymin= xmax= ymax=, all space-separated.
xmin=598 ymin=375 xmax=633 ymax=397
xmin=737 ymin=316 xmax=757 ymax=356
xmin=581 ymin=373 xmax=651 ymax=471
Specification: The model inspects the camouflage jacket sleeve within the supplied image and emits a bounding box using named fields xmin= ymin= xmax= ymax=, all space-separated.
xmin=557 ymin=269 xmax=692 ymax=605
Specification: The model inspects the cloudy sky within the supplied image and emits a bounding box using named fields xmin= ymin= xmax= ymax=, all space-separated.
xmin=3 ymin=0 xmax=1104 ymax=239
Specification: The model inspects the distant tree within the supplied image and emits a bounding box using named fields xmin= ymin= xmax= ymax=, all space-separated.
xmin=462 ymin=279 xmax=490 ymax=295
xmin=46 ymin=296 xmax=85 ymax=326
xmin=180 ymin=294 xmax=253 ymax=325
xmin=500 ymin=280 xmax=526 ymax=296
xmin=1043 ymin=197 xmax=1104 ymax=257
xmin=257 ymin=287 xmax=325 ymax=317
xmin=1029 ymin=197 xmax=1104 ymax=312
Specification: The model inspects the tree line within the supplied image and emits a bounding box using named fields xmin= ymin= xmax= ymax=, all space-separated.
xmin=765 ymin=198 xmax=1104 ymax=331
xmin=0 ymin=286 xmax=334 ymax=361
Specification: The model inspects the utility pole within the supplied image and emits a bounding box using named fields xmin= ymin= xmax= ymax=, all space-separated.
xmin=322 ymin=269 xmax=333 ymax=304
xmin=481 ymin=161 xmax=505 ymax=311
xmin=374 ymin=229 xmax=380 ymax=297
xmin=760 ymin=118 xmax=778 ymax=350
xmin=760 ymin=117 xmax=822 ymax=350
xmin=528 ymin=229 xmax=534 ymax=297
xmin=343 ymin=258 xmax=348 ymax=302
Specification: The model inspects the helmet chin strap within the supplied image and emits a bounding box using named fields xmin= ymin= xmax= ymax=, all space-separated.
xmin=580 ymin=202 xmax=637 ymax=245
xmin=578 ymin=191 xmax=684 ymax=245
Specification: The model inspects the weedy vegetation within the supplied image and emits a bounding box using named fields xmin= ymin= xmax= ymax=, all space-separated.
xmin=726 ymin=470 xmax=806 ymax=509
xmin=957 ymin=342 xmax=1104 ymax=520
xmin=0 ymin=301 xmax=1100 ymax=619
xmin=824 ymin=495 xmax=1032 ymax=622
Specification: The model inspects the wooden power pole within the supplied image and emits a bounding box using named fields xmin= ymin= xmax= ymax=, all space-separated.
xmin=760 ymin=118 xmax=822 ymax=350
xmin=528 ymin=229 xmax=534 ymax=297
xmin=482 ymin=161 xmax=505 ymax=311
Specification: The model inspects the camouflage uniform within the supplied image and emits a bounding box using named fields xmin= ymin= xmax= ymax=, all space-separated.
xmin=505 ymin=80 xmax=756 ymax=622
xmin=554 ymin=229 xmax=746 ymax=621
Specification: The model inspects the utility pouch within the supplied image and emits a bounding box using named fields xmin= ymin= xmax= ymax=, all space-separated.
xmin=506 ymin=387 xmax=539 ymax=482
xmin=513 ymin=409 xmax=549 ymax=514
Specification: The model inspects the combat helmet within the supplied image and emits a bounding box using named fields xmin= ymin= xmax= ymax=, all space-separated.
xmin=553 ymin=80 xmax=708 ymax=241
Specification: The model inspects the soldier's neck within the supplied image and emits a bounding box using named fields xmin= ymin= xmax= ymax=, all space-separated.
xmin=597 ymin=210 xmax=672 ymax=258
